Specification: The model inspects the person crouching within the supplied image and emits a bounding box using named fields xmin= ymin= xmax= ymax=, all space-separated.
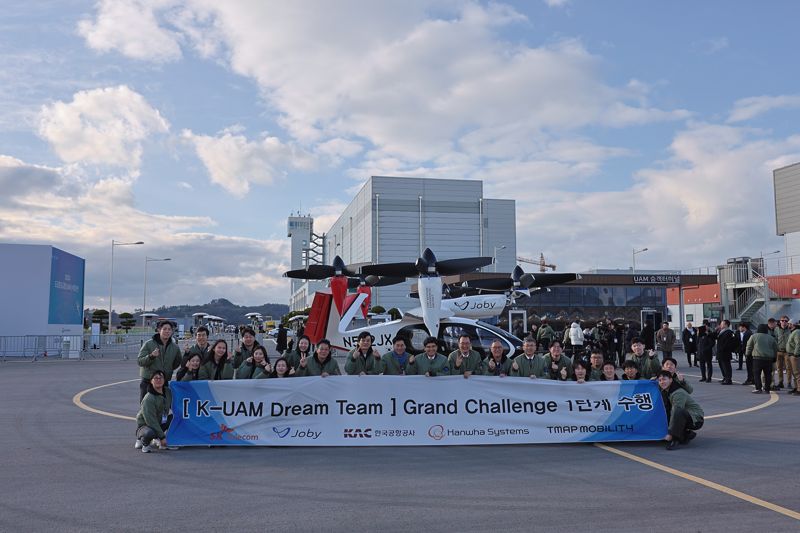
xmin=657 ymin=370 xmax=704 ymax=450
xmin=135 ymin=370 xmax=173 ymax=453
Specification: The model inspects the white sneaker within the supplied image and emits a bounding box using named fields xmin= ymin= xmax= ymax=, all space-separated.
xmin=141 ymin=444 xmax=153 ymax=453
xmin=152 ymin=440 xmax=162 ymax=450
xmin=134 ymin=439 xmax=143 ymax=449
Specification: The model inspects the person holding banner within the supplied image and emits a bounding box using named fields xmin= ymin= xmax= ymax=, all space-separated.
xmin=484 ymin=340 xmax=512 ymax=376
xmin=380 ymin=337 xmax=412 ymax=375
xmin=658 ymin=370 xmax=704 ymax=450
xmin=510 ymin=337 xmax=547 ymax=378
xmin=284 ymin=335 xmax=312 ymax=372
xmin=572 ymin=360 xmax=589 ymax=383
xmin=134 ymin=370 xmax=173 ymax=453
xmin=661 ymin=358 xmax=693 ymax=394
xmin=236 ymin=346 xmax=272 ymax=379
xmin=137 ymin=320 xmax=182 ymax=402
xmin=448 ymin=335 xmax=483 ymax=377
xmin=345 ymin=332 xmax=383 ymax=375
xmin=296 ymin=339 xmax=341 ymax=377
xmin=175 ymin=353 xmax=202 ymax=382
xmin=407 ymin=337 xmax=449 ymax=376
xmin=543 ymin=340 xmax=573 ymax=380
xmin=600 ymin=361 xmax=619 ymax=381
xmin=625 ymin=338 xmax=661 ymax=379
xmin=199 ymin=340 xmax=234 ymax=380
xmin=621 ymin=360 xmax=640 ymax=380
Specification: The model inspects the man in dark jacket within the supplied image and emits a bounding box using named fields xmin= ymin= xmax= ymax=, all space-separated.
xmin=736 ymin=323 xmax=753 ymax=384
xmin=640 ymin=322 xmax=655 ymax=351
xmin=681 ymin=322 xmax=698 ymax=368
xmin=658 ymin=370 xmax=704 ymax=450
xmin=716 ymin=319 xmax=737 ymax=385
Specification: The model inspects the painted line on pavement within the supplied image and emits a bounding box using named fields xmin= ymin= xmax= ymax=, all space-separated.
xmin=72 ymin=379 xmax=137 ymax=421
xmin=594 ymin=441 xmax=800 ymax=521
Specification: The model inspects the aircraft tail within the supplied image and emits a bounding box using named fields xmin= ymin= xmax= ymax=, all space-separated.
xmin=305 ymin=291 xmax=333 ymax=344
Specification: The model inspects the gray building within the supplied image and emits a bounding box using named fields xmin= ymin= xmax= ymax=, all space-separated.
xmin=289 ymin=176 xmax=516 ymax=312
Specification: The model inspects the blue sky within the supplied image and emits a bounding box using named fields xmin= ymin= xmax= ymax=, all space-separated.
xmin=1 ymin=0 xmax=798 ymax=312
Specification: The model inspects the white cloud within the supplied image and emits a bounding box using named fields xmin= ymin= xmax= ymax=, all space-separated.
xmin=182 ymin=128 xmax=316 ymax=197
xmin=727 ymin=94 xmax=800 ymax=123
xmin=38 ymin=85 xmax=169 ymax=168
xmin=544 ymin=0 xmax=570 ymax=7
xmin=78 ymin=0 xmax=183 ymax=63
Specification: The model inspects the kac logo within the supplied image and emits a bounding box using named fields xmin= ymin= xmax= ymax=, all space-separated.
xmin=343 ymin=428 xmax=372 ymax=438
xmin=428 ymin=424 xmax=445 ymax=441
xmin=273 ymin=426 xmax=291 ymax=438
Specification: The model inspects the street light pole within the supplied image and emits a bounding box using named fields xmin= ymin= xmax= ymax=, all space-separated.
xmin=493 ymin=245 xmax=507 ymax=273
xmin=143 ymin=257 xmax=171 ymax=327
xmin=109 ymin=240 xmax=143 ymax=336
xmin=632 ymin=247 xmax=648 ymax=274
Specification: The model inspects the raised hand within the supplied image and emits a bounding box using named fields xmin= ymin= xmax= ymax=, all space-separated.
xmin=300 ymin=354 xmax=307 ymax=368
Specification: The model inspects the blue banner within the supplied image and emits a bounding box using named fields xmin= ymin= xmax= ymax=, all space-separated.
xmin=48 ymin=247 xmax=85 ymax=325
xmin=167 ymin=377 xmax=667 ymax=446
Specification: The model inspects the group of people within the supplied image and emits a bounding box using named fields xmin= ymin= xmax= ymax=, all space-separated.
xmin=133 ymin=320 xmax=704 ymax=452
xmin=680 ymin=316 xmax=800 ymax=395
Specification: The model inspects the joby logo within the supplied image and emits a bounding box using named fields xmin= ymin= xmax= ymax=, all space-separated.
xmin=453 ymin=301 xmax=469 ymax=311
xmin=428 ymin=425 xmax=445 ymax=441
xmin=273 ymin=427 xmax=291 ymax=438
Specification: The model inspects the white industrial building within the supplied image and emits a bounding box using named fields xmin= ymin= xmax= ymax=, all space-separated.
xmin=774 ymin=162 xmax=800 ymax=268
xmin=288 ymin=176 xmax=516 ymax=312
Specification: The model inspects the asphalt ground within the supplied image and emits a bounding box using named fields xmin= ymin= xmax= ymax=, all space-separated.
xmin=1 ymin=349 xmax=799 ymax=533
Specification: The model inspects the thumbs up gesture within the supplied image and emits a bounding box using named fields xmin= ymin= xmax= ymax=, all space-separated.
xmin=488 ymin=359 xmax=496 ymax=371
xmin=511 ymin=360 xmax=519 ymax=371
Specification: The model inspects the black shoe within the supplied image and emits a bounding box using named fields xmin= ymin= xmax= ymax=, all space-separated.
xmin=774 ymin=385 xmax=782 ymax=391
xmin=742 ymin=380 xmax=753 ymax=385
xmin=722 ymin=380 xmax=732 ymax=385
xmin=787 ymin=389 xmax=797 ymax=395
xmin=685 ymin=430 xmax=697 ymax=442
xmin=752 ymin=389 xmax=762 ymax=394
xmin=666 ymin=440 xmax=679 ymax=450
xmin=700 ymin=377 xmax=707 ymax=382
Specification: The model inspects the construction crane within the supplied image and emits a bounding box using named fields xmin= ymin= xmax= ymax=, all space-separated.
xmin=517 ymin=253 xmax=557 ymax=273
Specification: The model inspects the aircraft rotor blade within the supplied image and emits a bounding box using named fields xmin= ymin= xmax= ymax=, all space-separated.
xmin=520 ymin=272 xmax=580 ymax=288
xmin=283 ymin=265 xmax=334 ymax=280
xmin=462 ymin=277 xmax=513 ymax=291
xmin=436 ymin=256 xmax=493 ymax=276
xmin=360 ymin=262 xmax=418 ymax=278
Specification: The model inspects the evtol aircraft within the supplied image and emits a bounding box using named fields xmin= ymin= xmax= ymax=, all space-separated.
xmin=284 ymin=249 xmax=579 ymax=357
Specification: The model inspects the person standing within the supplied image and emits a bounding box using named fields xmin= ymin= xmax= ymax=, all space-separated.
xmin=588 ymin=350 xmax=605 ymax=381
xmin=746 ymin=324 xmax=778 ymax=393
xmin=233 ymin=327 xmax=261 ymax=369
xmin=182 ymin=326 xmax=211 ymax=367
xmin=296 ymin=339 xmax=341 ymax=377
xmin=640 ymin=321 xmax=656 ymax=351
xmin=448 ymin=335 xmax=483 ymax=377
xmin=284 ymin=335 xmax=312 ymax=372
xmin=786 ymin=320 xmax=800 ymax=395
xmin=773 ymin=316 xmax=791 ymax=391
xmin=484 ymin=340 xmax=513 ymax=376
xmin=137 ymin=321 xmax=182 ymax=402
xmin=543 ymin=340 xmax=573 ymax=381
xmin=536 ymin=319 xmax=555 ymax=353
xmin=656 ymin=322 xmax=676 ymax=360
xmin=737 ymin=323 xmax=753 ymax=385
xmin=345 ymin=331 xmax=383 ymax=375
xmin=199 ymin=339 xmax=235 ymax=380
xmin=510 ymin=337 xmax=547 ymax=378
xmin=381 ymin=337 xmax=412 ymax=375
xmin=407 ymin=337 xmax=449 ymax=376
xmin=696 ymin=325 xmax=715 ymax=382
xmin=568 ymin=321 xmax=585 ymax=361
xmin=715 ymin=320 xmax=737 ymax=385
xmin=276 ymin=323 xmax=288 ymax=354
xmin=625 ymin=338 xmax=661 ymax=379
xmin=681 ymin=322 xmax=698 ymax=368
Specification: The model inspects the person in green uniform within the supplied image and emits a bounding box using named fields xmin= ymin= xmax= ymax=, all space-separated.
xmin=746 ymin=323 xmax=778 ymax=393
xmin=448 ymin=335 xmax=483 ymax=378
xmin=345 ymin=331 xmax=383 ymax=375
xmin=296 ymin=339 xmax=341 ymax=377
xmin=601 ymin=361 xmax=619 ymax=380
xmin=661 ymin=357 xmax=693 ymax=393
xmin=284 ymin=335 xmax=311 ymax=372
xmin=621 ymin=360 xmax=640 ymax=380
xmin=175 ymin=352 xmax=203 ymax=382
xmin=134 ymin=371 xmax=173 ymax=453
xmin=544 ymin=340 xmax=573 ymax=380
xmin=381 ymin=337 xmax=412 ymax=375
xmin=658 ymin=370 xmax=704 ymax=450
xmin=407 ymin=337 xmax=449 ymax=376
xmin=588 ymin=350 xmax=604 ymax=381
xmin=484 ymin=340 xmax=513 ymax=376
xmin=181 ymin=326 xmax=211 ymax=367
xmin=233 ymin=327 xmax=262 ymax=369
xmin=625 ymin=337 xmax=661 ymax=379
xmin=536 ymin=319 xmax=555 ymax=352
xmin=137 ymin=320 xmax=182 ymax=402
xmin=236 ymin=345 xmax=272 ymax=379
xmin=199 ymin=339 xmax=234 ymax=380
xmin=510 ymin=337 xmax=547 ymax=378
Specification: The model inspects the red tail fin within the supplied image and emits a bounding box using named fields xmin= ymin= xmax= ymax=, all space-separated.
xmin=305 ymin=292 xmax=332 ymax=344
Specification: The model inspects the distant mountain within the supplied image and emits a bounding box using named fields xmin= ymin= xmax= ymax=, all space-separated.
xmin=140 ymin=298 xmax=288 ymax=324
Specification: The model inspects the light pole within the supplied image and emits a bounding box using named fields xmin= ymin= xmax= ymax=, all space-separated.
xmin=109 ymin=240 xmax=143 ymax=335
xmin=493 ymin=245 xmax=507 ymax=273
xmin=143 ymin=257 xmax=171 ymax=327
xmin=632 ymin=247 xmax=648 ymax=274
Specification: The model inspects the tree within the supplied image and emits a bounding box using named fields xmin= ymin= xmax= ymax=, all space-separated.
xmin=370 ymin=305 xmax=386 ymax=314
xmin=387 ymin=308 xmax=402 ymax=321
xmin=119 ymin=312 xmax=136 ymax=332
xmin=92 ymin=309 xmax=109 ymax=333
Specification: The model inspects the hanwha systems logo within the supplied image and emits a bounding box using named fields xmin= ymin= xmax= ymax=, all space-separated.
xmin=428 ymin=424 xmax=445 ymax=441
xmin=273 ymin=426 xmax=291 ymax=438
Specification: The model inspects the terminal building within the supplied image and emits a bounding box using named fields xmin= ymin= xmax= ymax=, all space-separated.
xmin=288 ymin=176 xmax=516 ymax=312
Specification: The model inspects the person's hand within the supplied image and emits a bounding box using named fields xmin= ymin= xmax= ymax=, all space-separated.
xmin=246 ymin=357 xmax=253 ymax=364
xmin=488 ymin=359 xmax=496 ymax=371
xmin=352 ymin=351 xmax=360 ymax=360
xmin=321 ymin=372 xmax=329 ymax=378
xmin=647 ymin=349 xmax=656 ymax=358
xmin=360 ymin=371 xmax=366 ymax=376
xmin=455 ymin=353 xmax=463 ymax=369
xmin=264 ymin=363 xmax=272 ymax=373
xmin=425 ymin=371 xmax=431 ymax=377
xmin=529 ymin=374 xmax=537 ymax=379
xmin=408 ymin=354 xmax=416 ymax=365
xmin=664 ymin=434 xmax=672 ymax=441
xmin=463 ymin=371 xmax=472 ymax=379
xmin=236 ymin=343 xmax=242 ymax=353
xmin=499 ymin=373 xmax=507 ymax=378
xmin=300 ymin=354 xmax=307 ymax=368
xmin=374 ymin=350 xmax=382 ymax=360
xmin=551 ymin=362 xmax=559 ymax=371
xmin=150 ymin=348 xmax=159 ymax=358
xmin=289 ymin=367 xmax=296 ymax=376
xmin=227 ymin=351 xmax=233 ymax=361
xmin=511 ymin=360 xmax=519 ymax=371
xmin=560 ymin=367 xmax=567 ymax=380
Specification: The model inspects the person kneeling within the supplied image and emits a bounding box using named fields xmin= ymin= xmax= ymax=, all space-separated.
xmin=135 ymin=371 xmax=174 ymax=453
xmin=657 ymin=370 xmax=704 ymax=450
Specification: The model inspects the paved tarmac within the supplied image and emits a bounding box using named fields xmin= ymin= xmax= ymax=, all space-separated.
xmin=1 ymin=354 xmax=798 ymax=533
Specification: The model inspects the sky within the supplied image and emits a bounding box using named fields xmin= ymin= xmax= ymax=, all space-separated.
xmin=1 ymin=0 xmax=798 ymax=313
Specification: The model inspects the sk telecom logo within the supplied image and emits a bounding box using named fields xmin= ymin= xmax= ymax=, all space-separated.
xmin=273 ymin=427 xmax=291 ymax=438
xmin=428 ymin=425 xmax=445 ymax=441
xmin=210 ymin=424 xmax=234 ymax=440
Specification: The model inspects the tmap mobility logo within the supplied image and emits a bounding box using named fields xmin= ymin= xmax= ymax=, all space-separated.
xmin=428 ymin=425 xmax=445 ymax=441
xmin=273 ymin=426 xmax=291 ymax=438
